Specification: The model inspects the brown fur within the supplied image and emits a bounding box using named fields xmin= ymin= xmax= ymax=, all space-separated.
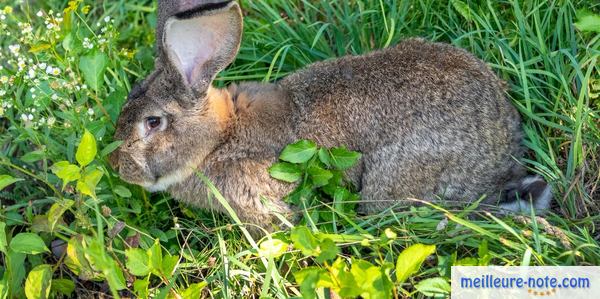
xmin=110 ymin=1 xmax=549 ymax=234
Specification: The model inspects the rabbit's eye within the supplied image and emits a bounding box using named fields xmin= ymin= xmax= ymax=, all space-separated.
xmin=145 ymin=116 xmax=162 ymax=131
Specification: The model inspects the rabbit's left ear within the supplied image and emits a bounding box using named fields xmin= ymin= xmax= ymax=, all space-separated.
xmin=163 ymin=1 xmax=242 ymax=97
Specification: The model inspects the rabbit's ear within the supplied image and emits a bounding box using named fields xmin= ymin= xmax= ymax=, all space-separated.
xmin=163 ymin=1 xmax=242 ymax=97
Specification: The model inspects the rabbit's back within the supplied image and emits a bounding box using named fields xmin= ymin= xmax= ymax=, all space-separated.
xmin=280 ymin=38 xmax=525 ymax=206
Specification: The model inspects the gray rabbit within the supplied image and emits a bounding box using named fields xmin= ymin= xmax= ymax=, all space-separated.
xmin=109 ymin=1 xmax=552 ymax=233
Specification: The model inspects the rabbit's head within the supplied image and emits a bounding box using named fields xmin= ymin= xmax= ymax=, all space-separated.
xmin=110 ymin=1 xmax=242 ymax=191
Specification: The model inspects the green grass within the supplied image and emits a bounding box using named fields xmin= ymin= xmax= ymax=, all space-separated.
xmin=0 ymin=0 xmax=599 ymax=298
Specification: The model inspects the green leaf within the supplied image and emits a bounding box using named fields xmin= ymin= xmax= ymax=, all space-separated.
xmin=76 ymin=168 xmax=103 ymax=198
xmin=180 ymin=282 xmax=207 ymax=299
xmin=76 ymin=130 xmax=97 ymax=167
xmin=125 ymin=248 xmax=151 ymax=277
xmin=133 ymin=278 xmax=150 ymax=299
xmin=450 ymin=0 xmax=474 ymax=22
xmin=148 ymin=239 xmax=163 ymax=276
xmin=395 ymin=244 xmax=436 ymax=284
xmin=268 ymin=162 xmax=302 ymax=183
xmin=50 ymin=279 xmax=75 ymax=297
xmin=315 ymin=238 xmax=339 ymax=263
xmin=330 ymin=258 xmax=361 ymax=298
xmin=113 ymin=185 xmax=132 ymax=198
xmin=20 ymin=150 xmax=46 ymax=163
xmin=317 ymin=148 xmax=331 ymax=167
xmin=329 ymin=147 xmax=361 ymax=170
xmin=86 ymin=239 xmax=126 ymax=290
xmin=307 ymin=165 xmax=333 ymax=187
xmin=47 ymin=199 xmax=74 ymax=232
xmin=100 ymin=140 xmax=123 ymax=157
xmin=290 ymin=226 xmax=319 ymax=256
xmin=0 ymin=175 xmax=23 ymax=191
xmin=0 ymin=221 xmax=6 ymax=253
xmin=258 ymin=238 xmax=289 ymax=259
xmin=351 ymin=259 xmax=393 ymax=299
xmin=575 ymin=10 xmax=600 ymax=33
xmin=78 ymin=51 xmax=109 ymax=92
xmin=25 ymin=264 xmax=53 ymax=299
xmin=294 ymin=267 xmax=333 ymax=299
xmin=1 ymin=276 xmax=8 ymax=299
xmin=414 ymin=277 xmax=450 ymax=298
xmin=161 ymin=254 xmax=179 ymax=276
xmin=6 ymin=250 xmax=26 ymax=298
xmin=50 ymin=161 xmax=81 ymax=189
xmin=279 ymin=140 xmax=317 ymax=163
xmin=9 ymin=233 xmax=49 ymax=255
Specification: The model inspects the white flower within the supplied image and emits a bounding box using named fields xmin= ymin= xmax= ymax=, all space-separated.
xmin=36 ymin=11 xmax=43 ymax=17
xmin=87 ymin=108 xmax=94 ymax=115
xmin=39 ymin=63 xmax=47 ymax=69
xmin=47 ymin=117 xmax=56 ymax=126
xmin=0 ymin=76 xmax=8 ymax=84
xmin=0 ymin=90 xmax=5 ymax=96
xmin=46 ymin=23 xmax=54 ymax=30
xmin=27 ymin=69 xmax=35 ymax=78
xmin=51 ymin=94 xmax=58 ymax=100
xmin=46 ymin=66 xmax=53 ymax=74
xmin=9 ymin=44 xmax=20 ymax=56
xmin=29 ymin=87 xmax=35 ymax=93
xmin=104 ymin=16 xmax=110 ymax=23
xmin=17 ymin=60 xmax=26 ymax=70
xmin=20 ymin=114 xmax=27 ymax=121
xmin=51 ymin=68 xmax=60 ymax=75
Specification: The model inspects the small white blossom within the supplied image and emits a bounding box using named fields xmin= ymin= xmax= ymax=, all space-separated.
xmin=87 ymin=108 xmax=94 ymax=115
xmin=47 ymin=117 xmax=56 ymax=126
xmin=17 ymin=60 xmax=26 ymax=70
xmin=36 ymin=11 xmax=43 ymax=17
xmin=9 ymin=44 xmax=20 ymax=56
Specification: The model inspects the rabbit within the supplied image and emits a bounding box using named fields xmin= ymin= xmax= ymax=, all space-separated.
xmin=109 ymin=0 xmax=552 ymax=233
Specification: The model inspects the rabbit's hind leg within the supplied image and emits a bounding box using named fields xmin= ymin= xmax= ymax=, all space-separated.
xmin=357 ymin=145 xmax=474 ymax=214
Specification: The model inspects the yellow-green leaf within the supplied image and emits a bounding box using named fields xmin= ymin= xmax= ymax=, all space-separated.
xmin=28 ymin=44 xmax=51 ymax=53
xmin=47 ymin=199 xmax=74 ymax=232
xmin=180 ymin=282 xmax=207 ymax=299
xmin=25 ymin=264 xmax=53 ymax=299
xmin=76 ymin=130 xmax=97 ymax=167
xmin=258 ymin=239 xmax=289 ymax=259
xmin=395 ymin=244 xmax=436 ymax=284
xmin=0 ymin=175 xmax=23 ymax=191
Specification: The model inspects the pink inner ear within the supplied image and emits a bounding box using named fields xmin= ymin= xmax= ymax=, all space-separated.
xmin=164 ymin=13 xmax=230 ymax=85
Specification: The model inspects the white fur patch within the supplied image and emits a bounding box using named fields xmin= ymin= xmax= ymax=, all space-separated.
xmin=500 ymin=176 xmax=552 ymax=214
xmin=145 ymin=167 xmax=194 ymax=192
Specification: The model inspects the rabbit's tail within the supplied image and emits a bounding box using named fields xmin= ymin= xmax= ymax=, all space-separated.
xmin=498 ymin=175 xmax=552 ymax=214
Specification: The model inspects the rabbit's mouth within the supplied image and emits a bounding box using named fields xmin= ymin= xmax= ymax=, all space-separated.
xmin=145 ymin=170 xmax=191 ymax=192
